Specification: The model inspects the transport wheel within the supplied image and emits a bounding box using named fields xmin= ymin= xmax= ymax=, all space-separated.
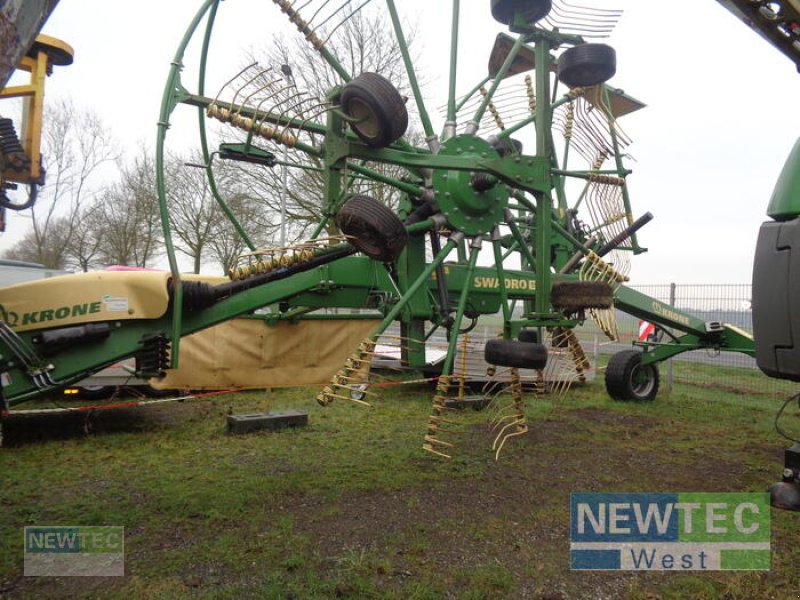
xmin=490 ymin=0 xmax=552 ymax=25
xmin=605 ymin=349 xmax=659 ymax=402
xmin=78 ymin=385 xmax=115 ymax=400
xmin=558 ymin=44 xmax=617 ymax=88
xmin=551 ymin=280 xmax=614 ymax=311
xmin=340 ymin=72 xmax=408 ymax=148
xmin=336 ymin=195 xmax=408 ymax=262
xmin=518 ymin=328 xmax=539 ymax=344
xmin=484 ymin=338 xmax=548 ymax=369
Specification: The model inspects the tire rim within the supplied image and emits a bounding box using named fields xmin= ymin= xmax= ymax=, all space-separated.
xmin=629 ymin=364 xmax=655 ymax=398
xmin=346 ymin=98 xmax=380 ymax=139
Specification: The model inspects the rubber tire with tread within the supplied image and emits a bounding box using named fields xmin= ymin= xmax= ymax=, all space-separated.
xmin=491 ymin=0 xmax=552 ymax=25
xmin=485 ymin=338 xmax=548 ymax=369
xmin=336 ymin=195 xmax=408 ymax=262
xmin=605 ymin=349 xmax=660 ymax=402
xmin=558 ymin=44 xmax=617 ymax=88
xmin=340 ymin=72 xmax=408 ymax=149
xmin=551 ymin=280 xmax=613 ymax=311
xmin=518 ymin=328 xmax=539 ymax=344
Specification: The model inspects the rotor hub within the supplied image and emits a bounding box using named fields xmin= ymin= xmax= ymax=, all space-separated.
xmin=432 ymin=135 xmax=509 ymax=236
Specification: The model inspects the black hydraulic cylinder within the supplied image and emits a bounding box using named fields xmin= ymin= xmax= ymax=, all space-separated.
xmin=212 ymin=245 xmax=357 ymax=301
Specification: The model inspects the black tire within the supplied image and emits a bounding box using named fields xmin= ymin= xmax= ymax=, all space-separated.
xmin=336 ymin=195 xmax=408 ymax=262
xmin=491 ymin=0 xmax=552 ymax=25
xmin=551 ymin=280 xmax=613 ymax=311
xmin=340 ymin=72 xmax=408 ymax=149
xmin=492 ymin=137 xmax=523 ymax=157
xmin=558 ymin=44 xmax=617 ymax=88
xmin=77 ymin=385 xmax=115 ymax=400
xmin=518 ymin=328 xmax=539 ymax=344
xmin=485 ymin=338 xmax=548 ymax=369
xmin=605 ymin=350 xmax=659 ymax=402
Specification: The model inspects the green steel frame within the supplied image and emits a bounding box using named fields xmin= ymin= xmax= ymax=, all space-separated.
xmin=0 ymin=0 xmax=758 ymax=410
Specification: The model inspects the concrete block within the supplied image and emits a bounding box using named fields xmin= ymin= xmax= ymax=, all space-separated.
xmin=443 ymin=395 xmax=490 ymax=410
xmin=227 ymin=410 xmax=308 ymax=434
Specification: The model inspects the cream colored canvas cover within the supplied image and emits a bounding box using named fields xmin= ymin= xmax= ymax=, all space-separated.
xmin=153 ymin=317 xmax=380 ymax=390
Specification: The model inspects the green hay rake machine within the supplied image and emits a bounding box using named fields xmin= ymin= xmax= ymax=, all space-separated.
xmin=0 ymin=0 xmax=767 ymax=458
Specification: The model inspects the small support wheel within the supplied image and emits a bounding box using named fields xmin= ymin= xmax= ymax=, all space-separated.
xmin=490 ymin=0 xmax=552 ymax=25
xmin=485 ymin=338 xmax=548 ymax=369
xmin=77 ymin=385 xmax=115 ymax=400
xmin=340 ymin=72 xmax=408 ymax=148
xmin=558 ymin=44 xmax=617 ymax=88
xmin=336 ymin=195 xmax=408 ymax=262
xmin=551 ymin=280 xmax=613 ymax=311
xmin=605 ymin=350 xmax=659 ymax=402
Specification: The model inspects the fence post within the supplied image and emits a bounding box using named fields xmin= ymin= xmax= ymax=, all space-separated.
xmin=668 ymin=282 xmax=676 ymax=390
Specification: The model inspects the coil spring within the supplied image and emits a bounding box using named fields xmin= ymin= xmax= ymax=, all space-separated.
xmin=207 ymin=105 xmax=297 ymax=148
xmin=272 ymin=0 xmax=325 ymax=50
xmin=581 ymin=251 xmax=628 ymax=286
xmin=525 ymin=75 xmax=536 ymax=114
xmin=561 ymin=328 xmax=591 ymax=383
xmin=563 ymin=102 xmax=575 ymax=140
xmin=480 ymin=86 xmax=504 ymax=130
xmin=228 ymin=248 xmax=315 ymax=282
xmin=592 ymin=149 xmax=610 ymax=171
xmin=0 ymin=118 xmax=30 ymax=171
xmin=316 ymin=340 xmax=376 ymax=407
xmin=422 ymin=375 xmax=457 ymax=458
xmin=601 ymin=211 xmax=627 ymax=227
xmin=589 ymin=174 xmax=625 ymax=187
xmin=566 ymin=87 xmax=585 ymax=100
xmin=490 ymin=368 xmax=527 ymax=460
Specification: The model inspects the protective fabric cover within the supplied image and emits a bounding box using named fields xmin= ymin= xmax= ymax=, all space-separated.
xmin=153 ymin=318 xmax=380 ymax=390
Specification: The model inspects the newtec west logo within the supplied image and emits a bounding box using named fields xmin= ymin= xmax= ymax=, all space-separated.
xmin=24 ymin=526 xmax=124 ymax=576
xmin=570 ymin=493 xmax=770 ymax=571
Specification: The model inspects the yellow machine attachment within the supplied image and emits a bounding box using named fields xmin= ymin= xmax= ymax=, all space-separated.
xmin=0 ymin=271 xmax=172 ymax=333
xmin=0 ymin=34 xmax=73 ymax=222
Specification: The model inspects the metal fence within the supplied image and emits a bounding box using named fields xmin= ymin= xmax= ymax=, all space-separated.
xmin=596 ymin=283 xmax=798 ymax=399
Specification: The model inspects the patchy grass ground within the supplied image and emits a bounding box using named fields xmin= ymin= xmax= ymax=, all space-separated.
xmin=1 ymin=371 xmax=800 ymax=599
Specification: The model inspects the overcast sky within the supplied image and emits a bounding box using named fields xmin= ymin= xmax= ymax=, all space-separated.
xmin=3 ymin=0 xmax=800 ymax=284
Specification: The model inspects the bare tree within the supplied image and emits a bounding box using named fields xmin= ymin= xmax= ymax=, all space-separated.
xmin=63 ymin=203 xmax=105 ymax=272
xmin=3 ymin=97 xmax=118 ymax=268
xmin=165 ymin=156 xmax=219 ymax=274
xmin=3 ymin=216 xmax=71 ymax=267
xmin=94 ymin=150 xmax=162 ymax=267
xmin=207 ymin=190 xmax=274 ymax=275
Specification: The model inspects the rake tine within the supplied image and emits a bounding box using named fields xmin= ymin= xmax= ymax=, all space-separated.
xmin=423 ymin=434 xmax=455 ymax=449
xmin=492 ymin=417 xmax=527 ymax=450
xmin=422 ymin=444 xmax=452 ymax=459
xmin=494 ymin=424 xmax=529 ymax=461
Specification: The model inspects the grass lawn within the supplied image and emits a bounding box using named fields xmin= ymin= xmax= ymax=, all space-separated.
xmin=1 ymin=368 xmax=799 ymax=599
